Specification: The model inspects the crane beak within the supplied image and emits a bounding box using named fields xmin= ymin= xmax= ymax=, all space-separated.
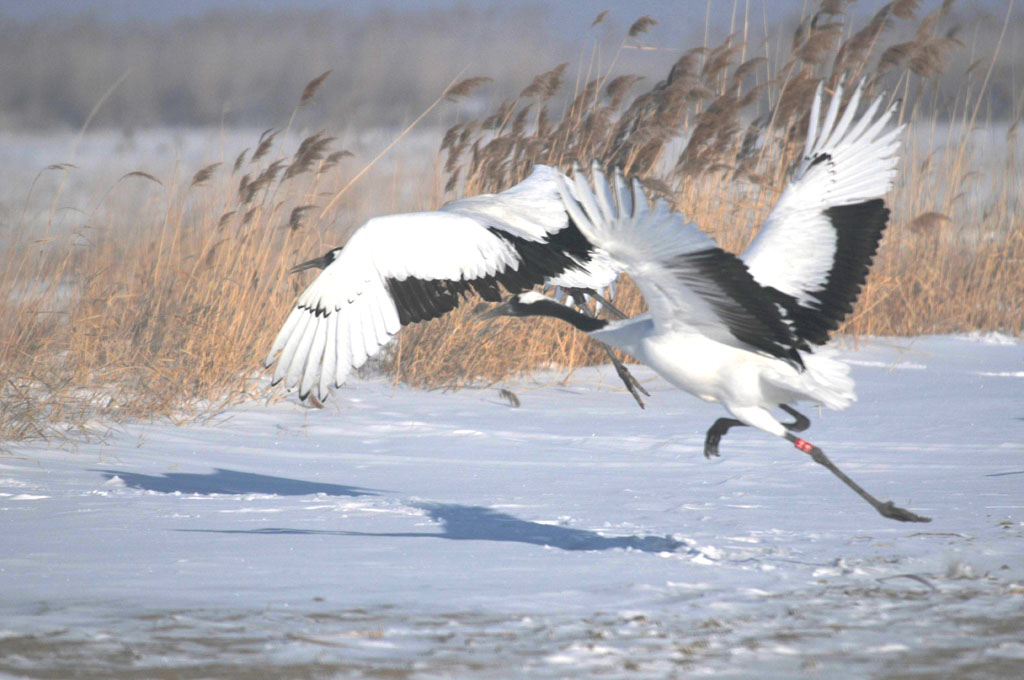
xmin=288 ymin=253 xmax=333 ymax=274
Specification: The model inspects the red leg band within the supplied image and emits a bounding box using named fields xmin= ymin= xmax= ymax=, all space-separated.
xmin=793 ymin=438 xmax=814 ymax=453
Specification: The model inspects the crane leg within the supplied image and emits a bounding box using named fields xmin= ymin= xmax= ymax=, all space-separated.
xmin=568 ymin=288 xmax=649 ymax=410
xmin=704 ymin=406 xmax=807 ymax=459
xmin=779 ymin=404 xmax=810 ymax=432
xmin=601 ymin=345 xmax=650 ymax=409
xmin=582 ymin=288 xmax=629 ymax=320
xmin=703 ymin=418 xmax=744 ymax=459
xmin=784 ymin=433 xmax=931 ymax=523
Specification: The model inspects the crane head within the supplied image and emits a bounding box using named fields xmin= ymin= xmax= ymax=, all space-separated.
xmin=288 ymin=247 xmax=344 ymax=274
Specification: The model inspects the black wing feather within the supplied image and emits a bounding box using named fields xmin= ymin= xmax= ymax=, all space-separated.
xmin=386 ymin=216 xmax=596 ymax=327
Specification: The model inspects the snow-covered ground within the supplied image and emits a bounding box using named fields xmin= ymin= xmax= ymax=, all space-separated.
xmin=2 ymin=335 xmax=1023 ymax=678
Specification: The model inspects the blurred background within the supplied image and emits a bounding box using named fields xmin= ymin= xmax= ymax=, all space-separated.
xmin=0 ymin=0 xmax=1018 ymax=131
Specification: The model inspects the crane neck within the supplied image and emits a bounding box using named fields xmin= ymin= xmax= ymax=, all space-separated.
xmin=509 ymin=297 xmax=609 ymax=333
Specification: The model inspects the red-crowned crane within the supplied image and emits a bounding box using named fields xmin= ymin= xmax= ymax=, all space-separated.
xmin=481 ymin=83 xmax=930 ymax=523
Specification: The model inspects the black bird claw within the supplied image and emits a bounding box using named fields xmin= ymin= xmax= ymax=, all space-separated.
xmin=877 ymin=501 xmax=932 ymax=523
xmin=614 ymin=363 xmax=649 ymax=409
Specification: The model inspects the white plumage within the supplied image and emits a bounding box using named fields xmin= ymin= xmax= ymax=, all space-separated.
xmin=551 ymin=158 xmax=857 ymax=434
xmin=743 ymin=83 xmax=902 ymax=303
xmin=547 ymin=82 xmax=903 ymax=417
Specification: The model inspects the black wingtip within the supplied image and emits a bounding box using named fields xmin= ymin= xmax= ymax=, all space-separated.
xmin=771 ymin=198 xmax=889 ymax=347
xmin=808 ymin=152 xmax=832 ymax=169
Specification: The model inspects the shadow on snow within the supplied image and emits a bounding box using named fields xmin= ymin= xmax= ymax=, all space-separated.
xmin=182 ymin=502 xmax=687 ymax=554
xmin=94 ymin=467 xmax=379 ymax=497
xmin=96 ymin=468 xmax=686 ymax=553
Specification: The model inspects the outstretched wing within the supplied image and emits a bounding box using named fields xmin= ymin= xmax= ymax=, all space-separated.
xmin=742 ymin=81 xmax=903 ymax=344
xmin=265 ymin=166 xmax=599 ymax=402
xmin=558 ymin=162 xmax=803 ymax=365
xmin=443 ymin=165 xmax=621 ymax=293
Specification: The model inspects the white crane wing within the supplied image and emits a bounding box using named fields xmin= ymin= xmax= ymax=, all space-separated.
xmin=266 ymin=165 xmax=609 ymax=401
xmin=441 ymin=165 xmax=621 ymax=292
xmin=742 ymin=81 xmax=903 ymax=344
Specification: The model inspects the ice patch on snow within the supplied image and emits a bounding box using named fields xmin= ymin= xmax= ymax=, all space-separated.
xmin=868 ymin=644 xmax=911 ymax=653
xmin=845 ymin=359 xmax=927 ymax=370
xmin=958 ymin=331 xmax=1020 ymax=345
xmin=217 ymin=507 xmax=286 ymax=514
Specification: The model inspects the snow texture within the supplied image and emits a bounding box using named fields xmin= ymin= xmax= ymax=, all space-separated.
xmin=2 ymin=336 xmax=1023 ymax=678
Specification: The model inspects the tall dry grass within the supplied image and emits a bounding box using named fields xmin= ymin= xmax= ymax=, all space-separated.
xmin=396 ymin=0 xmax=1023 ymax=386
xmin=0 ymin=74 xmax=364 ymax=443
xmin=1 ymin=1 xmax=1021 ymax=445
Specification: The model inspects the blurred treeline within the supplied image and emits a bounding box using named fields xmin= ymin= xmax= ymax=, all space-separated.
xmin=0 ymin=3 xmax=1018 ymax=131
xmin=0 ymin=6 xmax=582 ymax=130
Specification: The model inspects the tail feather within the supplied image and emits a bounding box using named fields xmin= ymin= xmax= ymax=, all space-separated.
xmin=763 ymin=348 xmax=855 ymax=411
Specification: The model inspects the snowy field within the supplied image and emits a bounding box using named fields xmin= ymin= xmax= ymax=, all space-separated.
xmin=2 ymin=335 xmax=1023 ymax=678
